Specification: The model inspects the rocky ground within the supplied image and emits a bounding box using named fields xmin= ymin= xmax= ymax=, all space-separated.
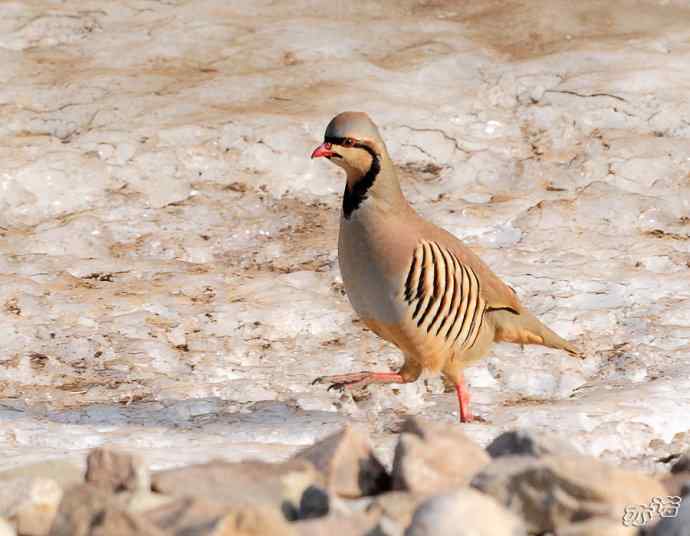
xmin=0 ymin=420 xmax=688 ymax=535
xmin=1 ymin=0 xmax=689 ymax=519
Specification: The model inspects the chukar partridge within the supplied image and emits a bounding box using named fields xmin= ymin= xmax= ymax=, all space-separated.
xmin=311 ymin=112 xmax=579 ymax=423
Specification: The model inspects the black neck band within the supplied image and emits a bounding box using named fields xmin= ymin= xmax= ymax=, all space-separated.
xmin=341 ymin=142 xmax=380 ymax=219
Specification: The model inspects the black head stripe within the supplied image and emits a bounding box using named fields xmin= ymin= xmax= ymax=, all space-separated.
xmin=324 ymin=136 xmax=346 ymax=145
xmin=324 ymin=137 xmax=378 ymax=158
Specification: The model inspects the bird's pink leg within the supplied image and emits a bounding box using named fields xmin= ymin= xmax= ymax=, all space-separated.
xmin=455 ymin=375 xmax=474 ymax=423
xmin=312 ymin=371 xmax=404 ymax=391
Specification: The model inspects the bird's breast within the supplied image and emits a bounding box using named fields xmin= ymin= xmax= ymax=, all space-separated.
xmin=337 ymin=215 xmax=408 ymax=326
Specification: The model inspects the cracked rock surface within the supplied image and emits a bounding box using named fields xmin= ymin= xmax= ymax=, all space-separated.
xmin=0 ymin=0 xmax=689 ymax=472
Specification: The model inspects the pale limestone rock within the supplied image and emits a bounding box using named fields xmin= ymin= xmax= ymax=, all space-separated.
xmin=145 ymin=497 xmax=297 ymax=536
xmin=90 ymin=509 xmax=164 ymax=536
xmin=366 ymin=491 xmax=428 ymax=536
xmin=125 ymin=491 xmax=175 ymax=514
xmin=0 ymin=461 xmax=82 ymax=489
xmin=292 ymin=424 xmax=390 ymax=498
xmin=0 ymin=477 xmax=62 ymax=536
xmin=391 ymin=418 xmax=490 ymax=495
xmin=85 ymin=447 xmax=149 ymax=493
xmin=557 ymin=517 xmax=638 ymax=536
xmin=294 ymin=513 xmax=379 ymax=536
xmin=404 ymin=488 xmax=526 ymax=536
xmin=0 ymin=518 xmax=15 ymax=536
xmin=48 ymin=484 xmax=119 ymax=536
xmin=151 ymin=459 xmax=321 ymax=520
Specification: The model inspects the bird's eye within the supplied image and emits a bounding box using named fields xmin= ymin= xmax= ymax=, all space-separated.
xmin=343 ymin=138 xmax=355 ymax=147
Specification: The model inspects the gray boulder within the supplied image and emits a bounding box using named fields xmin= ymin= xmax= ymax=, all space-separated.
xmin=648 ymin=492 xmax=690 ymax=536
xmin=472 ymin=454 xmax=667 ymax=534
xmin=486 ymin=429 xmax=580 ymax=458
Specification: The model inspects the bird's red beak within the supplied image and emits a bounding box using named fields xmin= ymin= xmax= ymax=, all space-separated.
xmin=311 ymin=142 xmax=334 ymax=159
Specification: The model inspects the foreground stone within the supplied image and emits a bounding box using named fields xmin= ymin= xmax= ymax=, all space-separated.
xmin=2 ymin=430 xmax=680 ymax=536
xmin=90 ymin=510 xmax=164 ymax=536
xmin=471 ymin=454 xmax=667 ymax=534
xmin=295 ymin=513 xmax=378 ymax=536
xmin=48 ymin=484 xmax=120 ymax=536
xmin=391 ymin=418 xmax=489 ymax=495
xmin=0 ymin=518 xmax=15 ymax=536
xmin=295 ymin=485 xmax=329 ymax=520
xmin=145 ymin=497 xmax=297 ymax=536
xmin=649 ymin=491 xmax=690 ymax=536
xmin=50 ymin=486 xmax=298 ymax=536
xmin=0 ymin=477 xmax=62 ymax=536
xmin=661 ymin=471 xmax=690 ymax=497
xmin=670 ymin=451 xmax=690 ymax=474
xmin=661 ymin=453 xmax=690 ymax=496
xmin=124 ymin=490 xmax=176 ymax=514
xmin=0 ymin=461 xmax=82 ymax=489
xmin=557 ymin=517 xmax=637 ymax=535
xmin=486 ymin=429 xmax=580 ymax=458
xmin=151 ymin=459 xmax=322 ymax=520
xmin=85 ymin=448 xmax=149 ymax=493
xmin=368 ymin=491 xmax=426 ymax=534
xmin=292 ymin=425 xmax=390 ymax=498
xmin=404 ymin=488 xmax=526 ymax=536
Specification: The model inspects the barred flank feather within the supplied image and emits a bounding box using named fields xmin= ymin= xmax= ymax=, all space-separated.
xmin=404 ymin=241 xmax=486 ymax=353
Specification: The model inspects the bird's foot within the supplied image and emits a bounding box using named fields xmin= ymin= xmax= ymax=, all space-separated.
xmin=454 ymin=376 xmax=478 ymax=424
xmin=459 ymin=411 xmax=475 ymax=424
xmin=458 ymin=412 xmax=487 ymax=424
xmin=312 ymin=371 xmax=403 ymax=392
xmin=312 ymin=372 xmax=369 ymax=392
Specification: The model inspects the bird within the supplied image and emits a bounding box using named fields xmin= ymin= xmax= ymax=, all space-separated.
xmin=310 ymin=111 xmax=580 ymax=423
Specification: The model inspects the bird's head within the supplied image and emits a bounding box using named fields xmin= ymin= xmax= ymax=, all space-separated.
xmin=311 ymin=111 xmax=386 ymax=180
xmin=311 ymin=112 xmax=405 ymax=218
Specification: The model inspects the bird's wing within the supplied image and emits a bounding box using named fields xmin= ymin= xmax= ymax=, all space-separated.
xmin=401 ymin=240 xmax=489 ymax=353
xmin=427 ymin=230 xmax=579 ymax=356
xmin=417 ymin=224 xmax=522 ymax=314
xmin=447 ymin=243 xmax=522 ymax=314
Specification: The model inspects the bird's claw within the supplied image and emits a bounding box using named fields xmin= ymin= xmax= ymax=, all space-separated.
xmin=312 ymin=374 xmax=369 ymax=392
xmin=312 ymin=376 xmax=347 ymax=391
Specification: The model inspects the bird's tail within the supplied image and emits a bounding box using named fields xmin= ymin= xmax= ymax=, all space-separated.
xmin=490 ymin=308 xmax=582 ymax=357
